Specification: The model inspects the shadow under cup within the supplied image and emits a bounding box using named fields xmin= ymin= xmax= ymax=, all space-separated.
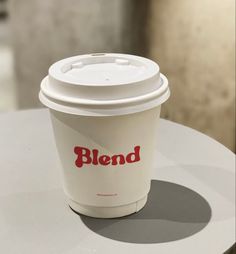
xmin=78 ymin=180 xmax=212 ymax=244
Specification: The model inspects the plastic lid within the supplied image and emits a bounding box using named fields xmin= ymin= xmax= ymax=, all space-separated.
xmin=39 ymin=53 xmax=170 ymax=116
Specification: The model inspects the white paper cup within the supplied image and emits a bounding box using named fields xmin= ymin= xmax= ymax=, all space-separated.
xmin=39 ymin=53 xmax=170 ymax=218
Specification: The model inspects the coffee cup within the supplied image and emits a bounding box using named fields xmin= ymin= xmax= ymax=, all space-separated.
xmin=39 ymin=53 xmax=170 ymax=218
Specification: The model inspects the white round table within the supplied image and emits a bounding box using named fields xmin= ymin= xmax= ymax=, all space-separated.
xmin=0 ymin=109 xmax=235 ymax=254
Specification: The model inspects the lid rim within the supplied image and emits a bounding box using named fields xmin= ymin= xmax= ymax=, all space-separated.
xmin=39 ymin=88 xmax=170 ymax=116
xmin=41 ymin=74 xmax=168 ymax=106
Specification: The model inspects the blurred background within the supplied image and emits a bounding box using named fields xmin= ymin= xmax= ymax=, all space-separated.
xmin=0 ymin=0 xmax=235 ymax=151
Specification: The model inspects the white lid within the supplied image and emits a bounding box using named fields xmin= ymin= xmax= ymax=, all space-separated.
xmin=39 ymin=53 xmax=170 ymax=116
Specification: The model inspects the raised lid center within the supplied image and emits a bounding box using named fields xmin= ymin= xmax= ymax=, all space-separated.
xmin=62 ymin=55 xmax=148 ymax=85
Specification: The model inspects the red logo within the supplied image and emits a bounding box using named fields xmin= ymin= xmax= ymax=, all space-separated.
xmin=74 ymin=146 xmax=141 ymax=168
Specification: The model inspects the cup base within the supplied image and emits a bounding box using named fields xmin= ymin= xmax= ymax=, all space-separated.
xmin=68 ymin=195 xmax=148 ymax=218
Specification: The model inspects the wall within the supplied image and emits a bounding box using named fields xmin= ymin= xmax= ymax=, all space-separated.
xmin=9 ymin=0 xmax=235 ymax=151
xmin=148 ymin=0 xmax=235 ymax=151
xmin=9 ymin=0 xmax=148 ymax=108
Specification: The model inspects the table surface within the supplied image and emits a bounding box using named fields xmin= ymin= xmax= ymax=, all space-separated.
xmin=0 ymin=109 xmax=235 ymax=254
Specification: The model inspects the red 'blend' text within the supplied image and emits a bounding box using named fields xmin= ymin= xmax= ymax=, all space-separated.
xmin=74 ymin=146 xmax=141 ymax=168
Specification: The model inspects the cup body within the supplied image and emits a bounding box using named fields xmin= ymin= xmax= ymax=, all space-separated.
xmin=50 ymin=106 xmax=161 ymax=218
